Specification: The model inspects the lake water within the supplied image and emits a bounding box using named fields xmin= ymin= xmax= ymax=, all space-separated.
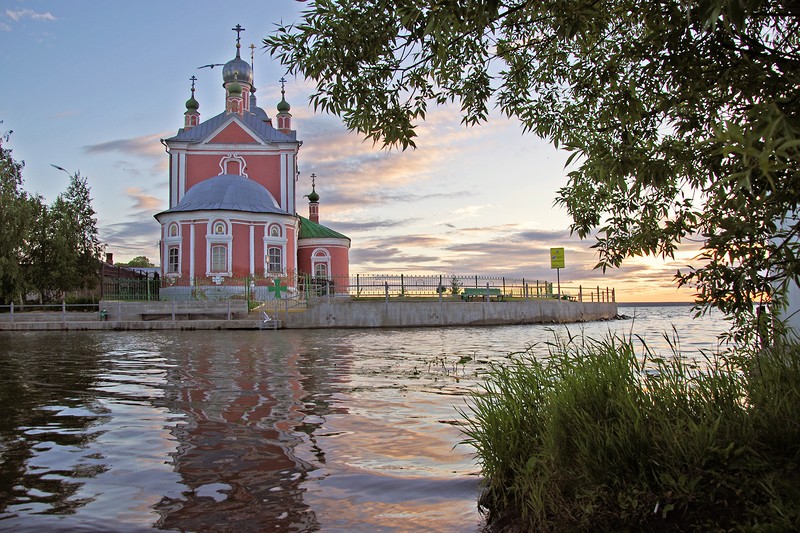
xmin=0 ymin=304 xmax=726 ymax=532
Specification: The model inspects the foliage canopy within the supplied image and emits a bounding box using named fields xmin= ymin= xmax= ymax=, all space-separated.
xmin=0 ymin=127 xmax=103 ymax=303
xmin=266 ymin=0 xmax=800 ymax=339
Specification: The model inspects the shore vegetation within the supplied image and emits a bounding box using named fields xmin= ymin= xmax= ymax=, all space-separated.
xmin=461 ymin=334 xmax=800 ymax=531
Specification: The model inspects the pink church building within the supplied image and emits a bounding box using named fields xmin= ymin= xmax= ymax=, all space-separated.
xmin=155 ymin=27 xmax=350 ymax=298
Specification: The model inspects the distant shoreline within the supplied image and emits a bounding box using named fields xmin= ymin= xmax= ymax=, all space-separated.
xmin=617 ymin=301 xmax=695 ymax=307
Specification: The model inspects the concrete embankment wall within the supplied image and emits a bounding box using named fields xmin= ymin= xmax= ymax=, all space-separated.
xmin=280 ymin=299 xmax=618 ymax=329
xmin=0 ymin=299 xmax=617 ymax=330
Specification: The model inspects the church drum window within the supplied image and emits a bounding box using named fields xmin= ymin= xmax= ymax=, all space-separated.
xmin=315 ymin=262 xmax=328 ymax=279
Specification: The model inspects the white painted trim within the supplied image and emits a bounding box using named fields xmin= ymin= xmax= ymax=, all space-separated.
xmin=218 ymin=154 xmax=249 ymax=177
xmin=178 ymin=151 xmax=186 ymax=204
xmin=189 ymin=223 xmax=195 ymax=279
xmin=286 ymin=152 xmax=295 ymax=214
xmin=298 ymin=237 xmax=351 ymax=249
xmin=249 ymin=224 xmax=255 ymax=276
xmin=311 ymin=247 xmax=332 ymax=279
xmin=280 ymin=153 xmax=287 ymax=210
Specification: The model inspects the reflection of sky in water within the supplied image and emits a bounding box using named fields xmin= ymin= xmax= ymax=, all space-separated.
xmin=0 ymin=307 xmax=725 ymax=531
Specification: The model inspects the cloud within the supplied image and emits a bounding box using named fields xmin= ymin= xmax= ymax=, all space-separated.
xmin=100 ymin=219 xmax=161 ymax=260
xmin=83 ymin=132 xmax=169 ymax=160
xmin=324 ymin=217 xmax=419 ymax=233
xmin=125 ymin=187 xmax=164 ymax=212
xmin=5 ymin=9 xmax=56 ymax=22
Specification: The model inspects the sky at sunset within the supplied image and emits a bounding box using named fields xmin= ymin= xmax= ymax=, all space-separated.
xmin=0 ymin=2 xmax=702 ymax=302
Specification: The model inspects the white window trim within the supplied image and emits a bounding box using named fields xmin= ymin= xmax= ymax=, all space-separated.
xmin=311 ymin=247 xmax=331 ymax=279
xmin=163 ymin=223 xmax=182 ymax=277
xmin=263 ymin=227 xmax=287 ymax=276
xmin=166 ymin=245 xmax=181 ymax=276
xmin=218 ymin=154 xmax=248 ymax=177
xmin=266 ymin=246 xmax=284 ymax=275
xmin=206 ymin=234 xmax=233 ymax=277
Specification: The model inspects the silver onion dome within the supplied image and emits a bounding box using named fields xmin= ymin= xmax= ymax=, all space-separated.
xmin=222 ymin=52 xmax=253 ymax=86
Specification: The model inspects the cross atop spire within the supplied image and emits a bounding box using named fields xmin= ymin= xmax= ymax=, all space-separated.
xmin=279 ymin=77 xmax=287 ymax=93
xmin=249 ymin=43 xmax=256 ymax=66
xmin=232 ymin=24 xmax=245 ymax=47
xmin=190 ymin=75 xmax=197 ymax=93
xmin=310 ymin=173 xmax=316 ymax=189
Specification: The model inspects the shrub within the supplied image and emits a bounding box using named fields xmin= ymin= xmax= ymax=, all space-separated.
xmin=461 ymin=335 xmax=800 ymax=531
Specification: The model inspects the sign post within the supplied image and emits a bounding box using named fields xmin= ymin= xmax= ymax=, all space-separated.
xmin=550 ymin=247 xmax=565 ymax=300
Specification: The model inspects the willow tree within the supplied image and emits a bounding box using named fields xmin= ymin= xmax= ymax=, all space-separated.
xmin=266 ymin=0 xmax=800 ymax=339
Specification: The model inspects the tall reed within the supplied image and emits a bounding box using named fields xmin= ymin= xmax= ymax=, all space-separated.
xmin=460 ymin=334 xmax=800 ymax=531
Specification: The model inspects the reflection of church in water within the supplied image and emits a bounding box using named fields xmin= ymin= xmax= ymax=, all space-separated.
xmin=155 ymin=25 xmax=350 ymax=293
xmin=153 ymin=335 xmax=338 ymax=531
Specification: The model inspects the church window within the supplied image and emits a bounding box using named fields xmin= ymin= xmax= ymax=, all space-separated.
xmin=218 ymin=155 xmax=248 ymax=177
xmin=267 ymin=247 xmax=282 ymax=273
xmin=168 ymin=247 xmax=179 ymax=273
xmin=226 ymin=160 xmax=241 ymax=174
xmin=211 ymin=245 xmax=227 ymax=272
xmin=311 ymin=248 xmax=331 ymax=280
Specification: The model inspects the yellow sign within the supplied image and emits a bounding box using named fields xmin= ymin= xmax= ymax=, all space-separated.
xmin=550 ymin=247 xmax=565 ymax=269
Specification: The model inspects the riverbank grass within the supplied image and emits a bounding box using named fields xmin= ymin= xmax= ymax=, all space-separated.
xmin=461 ymin=335 xmax=800 ymax=531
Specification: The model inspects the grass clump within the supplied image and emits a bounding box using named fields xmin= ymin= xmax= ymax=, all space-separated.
xmin=461 ymin=334 xmax=800 ymax=531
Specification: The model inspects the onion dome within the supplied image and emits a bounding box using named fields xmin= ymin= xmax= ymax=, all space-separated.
xmin=185 ymin=95 xmax=199 ymax=111
xmin=277 ymin=92 xmax=291 ymax=113
xmin=305 ymin=174 xmax=320 ymax=202
xmin=222 ymin=48 xmax=253 ymax=86
xmin=227 ymin=79 xmax=242 ymax=96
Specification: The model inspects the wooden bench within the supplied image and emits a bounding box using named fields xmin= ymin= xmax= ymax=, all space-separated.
xmin=461 ymin=287 xmax=508 ymax=301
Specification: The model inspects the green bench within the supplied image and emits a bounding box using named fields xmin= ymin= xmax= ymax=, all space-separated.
xmin=461 ymin=287 xmax=507 ymax=301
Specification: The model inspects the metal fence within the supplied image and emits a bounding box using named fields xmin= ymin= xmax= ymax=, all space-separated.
xmin=97 ymin=272 xmax=615 ymax=303
xmin=0 ymin=302 xmax=102 ymax=323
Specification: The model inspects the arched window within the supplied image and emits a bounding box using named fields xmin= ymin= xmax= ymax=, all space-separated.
xmin=168 ymin=247 xmax=180 ymax=273
xmin=311 ymin=248 xmax=331 ymax=279
xmin=168 ymin=223 xmax=179 ymax=237
xmin=211 ymin=245 xmax=227 ymax=273
xmin=267 ymin=247 xmax=282 ymax=274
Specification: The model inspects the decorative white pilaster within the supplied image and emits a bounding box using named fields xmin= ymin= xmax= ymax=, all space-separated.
xmin=249 ymin=224 xmax=255 ymax=276
xmin=189 ymin=223 xmax=196 ymax=280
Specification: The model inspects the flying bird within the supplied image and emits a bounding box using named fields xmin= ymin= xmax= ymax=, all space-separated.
xmin=198 ymin=63 xmax=225 ymax=69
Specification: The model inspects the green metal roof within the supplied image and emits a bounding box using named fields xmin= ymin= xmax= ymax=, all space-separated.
xmin=298 ymin=216 xmax=349 ymax=240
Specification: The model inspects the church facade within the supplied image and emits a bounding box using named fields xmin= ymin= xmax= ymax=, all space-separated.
xmin=154 ymin=27 xmax=350 ymax=296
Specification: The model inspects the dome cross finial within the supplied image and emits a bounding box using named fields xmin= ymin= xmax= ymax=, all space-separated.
xmin=232 ymin=24 xmax=245 ymax=46
xmin=190 ymin=75 xmax=197 ymax=94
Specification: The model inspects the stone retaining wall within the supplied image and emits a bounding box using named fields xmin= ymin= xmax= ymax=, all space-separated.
xmin=278 ymin=298 xmax=618 ymax=329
